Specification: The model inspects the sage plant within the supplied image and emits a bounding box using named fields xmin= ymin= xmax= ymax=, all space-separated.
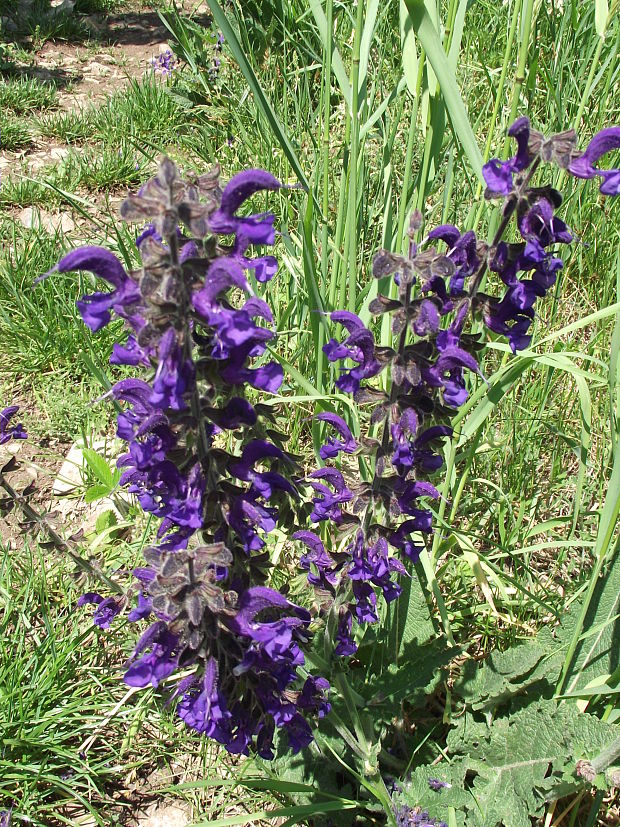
xmin=59 ymin=120 xmax=620 ymax=768
xmin=57 ymin=160 xmax=329 ymax=759
xmin=294 ymin=119 xmax=620 ymax=659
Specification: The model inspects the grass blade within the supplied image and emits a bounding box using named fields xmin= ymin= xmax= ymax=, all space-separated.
xmin=205 ymin=0 xmax=310 ymax=189
xmin=403 ymin=0 xmax=484 ymax=182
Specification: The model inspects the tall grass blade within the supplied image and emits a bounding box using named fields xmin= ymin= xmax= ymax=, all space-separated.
xmin=403 ymin=0 xmax=484 ymax=182
xmin=305 ymin=0 xmax=352 ymax=107
xmin=204 ymin=0 xmax=310 ymax=189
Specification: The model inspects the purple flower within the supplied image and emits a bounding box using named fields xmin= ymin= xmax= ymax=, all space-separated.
xmin=209 ymin=169 xmax=281 ymax=245
xmin=518 ymin=197 xmax=572 ymax=246
xmin=293 ymin=530 xmax=339 ymax=589
xmin=307 ymin=467 xmax=353 ymax=524
xmin=55 ymin=246 xmax=141 ymax=332
xmin=428 ymin=778 xmax=451 ymax=791
xmin=317 ymin=412 xmax=357 ymax=459
xmin=177 ymin=658 xmax=231 ymax=740
xmin=151 ymin=50 xmax=178 ymax=77
xmin=483 ymin=117 xmax=532 ymax=197
xmin=124 ymin=622 xmax=179 ymax=687
xmin=150 ymin=329 xmax=196 ymax=411
xmin=204 ymin=397 xmax=257 ymax=429
xmin=423 ymin=346 xmax=480 ymax=407
xmin=334 ymin=610 xmax=357 ymax=656
xmin=394 ymin=802 xmax=448 ymax=827
xmin=568 ymin=127 xmax=620 ymax=195
xmin=297 ymin=675 xmax=331 ymax=718
xmin=284 ymin=713 xmax=314 ymax=754
xmin=0 ymin=406 xmax=27 ymax=444
xmin=229 ymin=586 xmax=309 ymax=649
xmin=127 ymin=591 xmax=152 ymax=622
xmin=218 ymin=341 xmax=284 ymax=393
xmin=323 ymin=312 xmax=383 ymax=394
xmin=77 ymin=592 xmax=123 ymax=629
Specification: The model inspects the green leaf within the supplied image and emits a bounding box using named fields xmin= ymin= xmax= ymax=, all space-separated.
xmin=191 ymin=799 xmax=357 ymax=827
xmin=388 ymin=565 xmax=436 ymax=660
xmin=563 ymin=542 xmax=620 ymax=695
xmin=82 ymin=448 xmax=115 ymax=489
xmin=400 ymin=0 xmax=419 ymax=98
xmin=452 ymin=576 xmax=619 ymax=714
xmin=595 ymin=0 xmax=609 ymax=38
xmin=305 ymin=0 xmax=352 ymax=108
xmin=402 ymin=0 xmax=484 ymax=182
xmin=400 ymin=700 xmax=619 ymax=827
xmin=84 ymin=484 xmax=112 ymax=504
xmin=358 ymin=636 xmax=458 ymax=713
xmin=265 ymin=737 xmax=358 ymax=826
xmin=94 ymin=509 xmax=118 ymax=535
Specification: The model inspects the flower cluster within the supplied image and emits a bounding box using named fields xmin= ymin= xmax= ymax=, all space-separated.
xmin=208 ymin=32 xmax=225 ymax=81
xmin=0 ymin=406 xmax=27 ymax=445
xmin=150 ymin=49 xmax=178 ymax=78
xmin=57 ymin=117 xmax=620 ymax=766
xmin=59 ymin=159 xmax=328 ymax=758
xmin=393 ymin=803 xmax=447 ymax=827
xmin=294 ymin=118 xmax=620 ymax=657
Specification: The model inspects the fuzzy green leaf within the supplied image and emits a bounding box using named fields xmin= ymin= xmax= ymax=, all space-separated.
xmin=563 ymin=542 xmax=620 ymax=695
xmin=398 ymin=700 xmax=618 ymax=827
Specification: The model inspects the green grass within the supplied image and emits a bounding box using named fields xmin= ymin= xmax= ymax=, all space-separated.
xmin=0 ymin=113 xmax=31 ymax=150
xmin=55 ymin=144 xmax=145 ymax=191
xmin=0 ymin=76 xmax=58 ymax=113
xmin=89 ymin=74 xmax=194 ymax=147
xmin=5 ymin=0 xmax=92 ymax=47
xmin=0 ymin=222 xmax=121 ymax=375
xmin=36 ymin=108 xmax=96 ymax=143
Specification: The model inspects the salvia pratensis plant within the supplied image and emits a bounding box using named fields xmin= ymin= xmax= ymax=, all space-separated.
xmin=293 ymin=119 xmax=620 ymax=660
xmin=46 ymin=119 xmax=619 ymax=798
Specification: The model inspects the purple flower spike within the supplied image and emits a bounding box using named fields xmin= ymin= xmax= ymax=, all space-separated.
xmin=0 ymin=406 xmax=27 ymax=444
xmin=316 ymin=412 xmax=357 ymax=459
xmin=568 ymin=126 xmax=620 ymax=195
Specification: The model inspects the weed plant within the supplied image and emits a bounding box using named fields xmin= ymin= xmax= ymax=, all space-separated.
xmin=0 ymin=76 xmax=58 ymax=114
xmin=0 ymin=114 xmax=31 ymax=151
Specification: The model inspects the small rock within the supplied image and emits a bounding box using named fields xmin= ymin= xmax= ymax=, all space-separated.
xmin=87 ymin=61 xmax=112 ymax=77
xmin=56 ymin=213 xmax=75 ymax=234
xmin=135 ymin=803 xmax=189 ymax=827
xmin=50 ymin=147 xmax=70 ymax=161
xmin=18 ymin=207 xmax=37 ymax=229
xmin=52 ymin=441 xmax=89 ymax=497
xmin=18 ymin=207 xmax=75 ymax=234
xmin=50 ymin=0 xmax=75 ymax=11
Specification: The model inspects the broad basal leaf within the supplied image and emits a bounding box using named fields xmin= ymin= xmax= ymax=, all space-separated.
xmin=398 ymin=700 xmax=618 ymax=827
